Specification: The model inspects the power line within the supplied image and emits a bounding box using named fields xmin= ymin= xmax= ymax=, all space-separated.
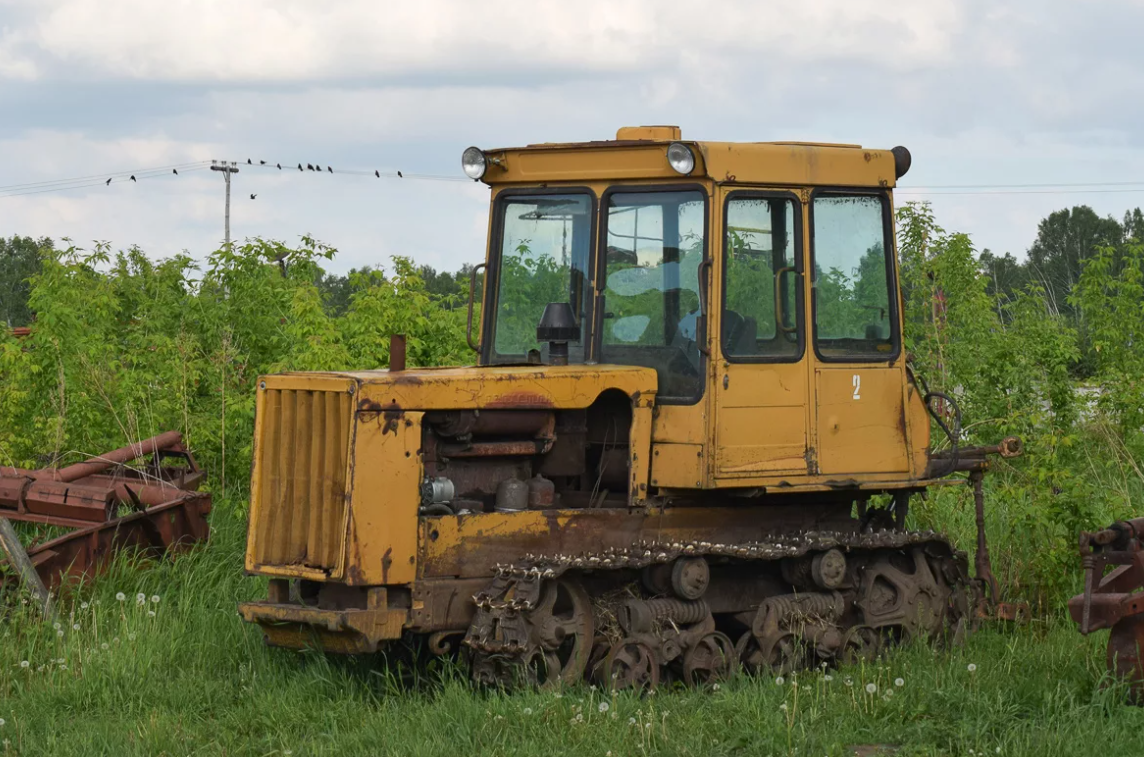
xmin=0 ymin=165 xmax=212 ymax=200
xmin=0 ymin=161 xmax=211 ymax=194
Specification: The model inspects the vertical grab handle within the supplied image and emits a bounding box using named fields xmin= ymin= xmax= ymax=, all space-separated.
xmin=774 ymin=266 xmax=798 ymax=334
xmin=466 ymin=262 xmax=487 ymax=353
xmin=696 ymin=258 xmax=713 ymax=356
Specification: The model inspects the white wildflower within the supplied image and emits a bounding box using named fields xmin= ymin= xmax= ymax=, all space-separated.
xmin=629 ymin=717 xmax=637 ymax=725
xmin=712 ymin=683 xmax=721 ymax=691
xmin=128 ymin=634 xmax=136 ymax=641
xmin=80 ymin=602 xmax=89 ymax=610
xmin=116 ymin=592 xmax=126 ymax=602
xmin=100 ymin=643 xmax=109 ymax=651
xmin=58 ymin=664 xmax=67 ymax=671
xmin=865 ymin=683 xmax=877 ymax=694
xmin=52 ymin=622 xmax=60 ymax=631
xmin=575 ymin=713 xmax=583 ymax=723
xmin=968 ymin=663 xmax=977 ymax=673
xmin=894 ymin=677 xmax=904 ymax=687
xmin=136 ymin=593 xmax=146 ymax=605
xmin=779 ymin=703 xmax=788 ymax=712
xmin=775 ymin=676 xmax=785 ymax=685
xmin=151 ymin=595 xmax=160 ymax=604
xmin=598 ymin=701 xmax=610 ymax=713
xmin=823 ymin=674 xmax=833 ymax=682
xmin=148 ymin=611 xmax=156 ymax=618
xmin=72 ymin=624 xmax=80 ymax=631
xmin=0 ymin=718 xmax=5 ymax=727
xmin=844 ymin=677 xmax=853 ymax=687
xmin=522 ymin=707 xmax=532 ymax=715
xmin=56 ymin=630 xmax=63 ymax=638
xmin=19 ymin=661 xmax=28 ymax=669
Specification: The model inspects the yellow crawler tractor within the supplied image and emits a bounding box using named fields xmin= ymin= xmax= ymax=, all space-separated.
xmin=239 ymin=126 xmax=1018 ymax=688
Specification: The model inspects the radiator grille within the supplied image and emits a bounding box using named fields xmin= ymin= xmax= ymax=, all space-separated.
xmin=250 ymin=388 xmax=352 ymax=573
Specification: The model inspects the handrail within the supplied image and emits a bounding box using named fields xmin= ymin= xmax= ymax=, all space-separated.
xmin=466 ymin=263 xmax=487 ymax=353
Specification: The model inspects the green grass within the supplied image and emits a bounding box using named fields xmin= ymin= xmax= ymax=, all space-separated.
xmin=2 ymin=501 xmax=1144 ymax=756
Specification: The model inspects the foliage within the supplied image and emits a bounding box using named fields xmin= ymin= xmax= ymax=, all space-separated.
xmin=0 ymin=238 xmax=467 ymax=489
xmin=0 ymin=235 xmax=51 ymax=328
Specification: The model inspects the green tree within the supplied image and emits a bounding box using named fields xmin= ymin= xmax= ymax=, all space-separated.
xmin=0 ymin=235 xmax=52 ymax=328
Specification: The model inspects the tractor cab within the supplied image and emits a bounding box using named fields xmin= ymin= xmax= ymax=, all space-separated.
xmin=466 ymin=126 xmax=926 ymax=490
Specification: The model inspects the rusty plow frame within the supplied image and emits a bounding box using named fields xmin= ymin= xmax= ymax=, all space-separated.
xmin=0 ymin=432 xmax=211 ymax=603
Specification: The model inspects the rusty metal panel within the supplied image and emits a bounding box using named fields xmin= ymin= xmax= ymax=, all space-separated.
xmin=247 ymin=384 xmax=353 ymax=578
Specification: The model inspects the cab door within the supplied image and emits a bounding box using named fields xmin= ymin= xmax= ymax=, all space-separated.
xmin=713 ymin=190 xmax=811 ymax=477
xmin=809 ymin=191 xmax=909 ymax=475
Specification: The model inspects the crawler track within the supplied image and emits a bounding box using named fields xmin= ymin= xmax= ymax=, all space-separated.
xmin=463 ymin=528 xmax=972 ymax=689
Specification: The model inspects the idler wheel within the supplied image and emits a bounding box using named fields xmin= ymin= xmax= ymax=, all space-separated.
xmin=811 ymin=549 xmax=847 ymax=590
xmin=602 ymin=639 xmax=659 ymax=692
xmin=683 ymin=631 xmax=738 ymax=686
xmin=671 ymin=557 xmax=710 ymax=600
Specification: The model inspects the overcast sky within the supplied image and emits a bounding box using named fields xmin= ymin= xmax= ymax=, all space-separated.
xmin=1 ymin=0 xmax=1143 ymax=274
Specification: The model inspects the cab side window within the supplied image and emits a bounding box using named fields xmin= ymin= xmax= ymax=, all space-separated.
xmin=723 ymin=196 xmax=801 ymax=360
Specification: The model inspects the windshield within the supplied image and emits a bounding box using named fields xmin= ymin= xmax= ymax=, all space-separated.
xmin=489 ymin=193 xmax=594 ymax=362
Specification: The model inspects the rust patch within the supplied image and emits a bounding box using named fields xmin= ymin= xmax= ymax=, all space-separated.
xmin=391 ymin=374 xmax=424 ymax=386
xmin=381 ymin=547 xmax=393 ymax=583
xmin=486 ymin=391 xmax=554 ymax=409
xmin=382 ymin=404 xmax=403 ymax=436
xmin=863 ymin=151 xmax=872 ymax=162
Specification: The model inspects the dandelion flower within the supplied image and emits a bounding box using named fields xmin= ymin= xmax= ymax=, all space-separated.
xmin=885 ymin=689 xmax=894 ymax=698
xmin=712 ymin=683 xmax=721 ymax=691
xmin=894 ymin=677 xmax=904 ymax=687
xmin=996 ymin=748 xmax=1002 ymax=754
xmin=128 ymin=634 xmax=136 ymax=641
xmin=865 ymin=683 xmax=877 ymax=694
xmin=148 ymin=611 xmax=156 ymax=618
xmin=844 ymin=677 xmax=853 ymax=687
xmin=19 ymin=661 xmax=28 ymax=669
xmin=824 ymin=674 xmax=833 ymax=682
xmin=522 ymin=707 xmax=532 ymax=715
xmin=0 ymin=718 xmax=5 ymax=727
xmin=100 ymin=643 xmax=109 ymax=651
xmin=72 ymin=623 xmax=80 ymax=631
xmin=968 ymin=663 xmax=977 ymax=673
xmin=629 ymin=717 xmax=637 ymax=726
xmin=598 ymin=701 xmax=610 ymax=713
xmin=58 ymin=664 xmax=67 ymax=671
xmin=80 ymin=602 xmax=89 ymax=610
xmin=151 ymin=595 xmax=160 ymax=604
xmin=575 ymin=713 xmax=584 ymax=723
xmin=116 ymin=592 xmax=126 ymax=602
xmin=645 ymin=722 xmax=652 ymax=730
xmin=53 ymin=622 xmax=60 ymax=631
xmin=136 ymin=593 xmax=146 ymax=605
xmin=56 ymin=630 xmax=63 ymax=638
xmin=779 ymin=703 xmax=788 ymax=712
xmin=775 ymin=676 xmax=785 ymax=685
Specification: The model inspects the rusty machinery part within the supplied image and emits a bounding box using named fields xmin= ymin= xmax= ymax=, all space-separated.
xmin=462 ymin=529 xmax=970 ymax=688
xmin=1 ymin=492 xmax=211 ymax=592
xmin=600 ymin=639 xmax=659 ymax=692
xmin=0 ymin=432 xmax=203 ymax=528
xmin=682 ymin=631 xmax=738 ymax=686
xmin=671 ymin=556 xmax=710 ymax=600
xmin=1068 ymin=517 xmax=1144 ymax=699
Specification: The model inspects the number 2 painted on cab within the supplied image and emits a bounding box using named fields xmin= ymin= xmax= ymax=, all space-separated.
xmin=852 ymin=374 xmax=861 ymax=400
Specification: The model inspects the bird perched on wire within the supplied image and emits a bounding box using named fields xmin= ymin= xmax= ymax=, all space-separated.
xmin=398 ymin=171 xmax=403 ymax=178
xmin=277 ymin=163 xmax=282 ymax=170
xmin=327 ymin=166 xmax=333 ymax=174
xmin=172 ymin=169 xmax=178 ymax=175
xmin=130 ymin=175 xmax=136 ymax=182
xmin=250 ymin=193 xmax=257 ymax=200
xmin=297 ymin=163 xmax=303 ymax=171
xmin=374 ymin=170 xmax=379 ymax=178
xmin=307 ymin=164 xmax=314 ymax=171
xmin=260 ymin=160 xmax=266 ymax=165
xmin=105 ymin=178 xmax=112 ymax=185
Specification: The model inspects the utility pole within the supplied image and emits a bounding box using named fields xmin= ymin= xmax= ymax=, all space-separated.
xmin=210 ymin=161 xmax=240 ymax=248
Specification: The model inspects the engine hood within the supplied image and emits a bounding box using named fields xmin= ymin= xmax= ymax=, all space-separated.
xmin=259 ymin=363 xmax=659 ymax=411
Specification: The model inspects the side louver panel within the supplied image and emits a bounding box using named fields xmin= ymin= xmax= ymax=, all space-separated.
xmin=249 ymin=387 xmax=352 ymax=576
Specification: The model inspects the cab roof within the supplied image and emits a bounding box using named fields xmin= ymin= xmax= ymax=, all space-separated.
xmin=480 ymin=126 xmax=907 ymax=189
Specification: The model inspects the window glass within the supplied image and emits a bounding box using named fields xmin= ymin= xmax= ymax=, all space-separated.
xmin=812 ymin=195 xmax=896 ymax=358
xmin=724 ymin=197 xmax=800 ymax=359
xmin=492 ymin=194 xmax=593 ymax=362
xmin=600 ymin=190 xmax=706 ymax=401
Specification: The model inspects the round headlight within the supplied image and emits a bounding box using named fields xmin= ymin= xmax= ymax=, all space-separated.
xmin=461 ymin=146 xmax=487 ymax=180
xmin=666 ymin=142 xmax=695 ymax=175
